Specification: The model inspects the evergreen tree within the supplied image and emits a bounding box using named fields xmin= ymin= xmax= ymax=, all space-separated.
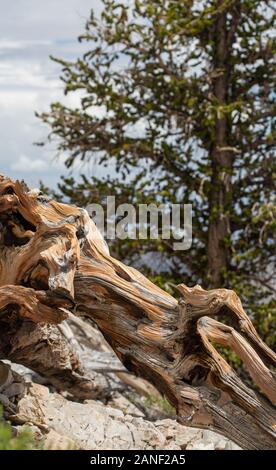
xmin=38 ymin=0 xmax=276 ymax=346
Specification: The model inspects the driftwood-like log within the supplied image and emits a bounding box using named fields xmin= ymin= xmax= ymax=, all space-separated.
xmin=0 ymin=175 xmax=275 ymax=449
xmin=66 ymin=314 xmax=163 ymax=398
xmin=0 ymin=318 xmax=112 ymax=399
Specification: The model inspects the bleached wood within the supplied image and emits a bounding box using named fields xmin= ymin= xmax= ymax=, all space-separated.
xmin=0 ymin=175 xmax=275 ymax=449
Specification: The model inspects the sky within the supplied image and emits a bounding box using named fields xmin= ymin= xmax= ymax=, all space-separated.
xmin=0 ymin=0 xmax=103 ymax=189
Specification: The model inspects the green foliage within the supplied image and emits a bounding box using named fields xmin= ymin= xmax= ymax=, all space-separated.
xmin=38 ymin=0 xmax=276 ymax=348
xmin=144 ymin=395 xmax=176 ymax=417
xmin=125 ymin=391 xmax=176 ymax=418
xmin=0 ymin=407 xmax=34 ymax=450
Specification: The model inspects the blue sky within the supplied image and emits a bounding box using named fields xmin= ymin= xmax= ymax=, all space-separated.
xmin=0 ymin=0 xmax=103 ymax=188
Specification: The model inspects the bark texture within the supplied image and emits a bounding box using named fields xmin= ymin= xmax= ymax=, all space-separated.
xmin=207 ymin=4 xmax=233 ymax=287
xmin=0 ymin=175 xmax=275 ymax=449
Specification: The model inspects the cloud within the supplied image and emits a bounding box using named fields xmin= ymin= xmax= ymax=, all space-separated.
xmin=0 ymin=64 xmax=60 ymax=91
xmin=0 ymin=0 xmax=103 ymax=189
xmin=0 ymin=0 xmax=101 ymax=42
xmin=10 ymin=154 xmax=48 ymax=172
xmin=0 ymin=39 xmax=52 ymax=51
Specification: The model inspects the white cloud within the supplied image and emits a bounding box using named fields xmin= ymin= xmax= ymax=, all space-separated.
xmin=10 ymin=154 xmax=48 ymax=172
xmin=0 ymin=62 xmax=61 ymax=89
xmin=0 ymin=0 xmax=103 ymax=188
xmin=0 ymin=0 xmax=101 ymax=42
xmin=0 ymin=39 xmax=52 ymax=51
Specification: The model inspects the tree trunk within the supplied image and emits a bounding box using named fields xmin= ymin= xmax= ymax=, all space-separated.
xmin=207 ymin=6 xmax=233 ymax=287
xmin=0 ymin=175 xmax=275 ymax=449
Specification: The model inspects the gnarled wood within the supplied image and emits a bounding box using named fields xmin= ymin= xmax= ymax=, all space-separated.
xmin=0 ymin=175 xmax=275 ymax=449
xmin=0 ymin=319 xmax=109 ymax=399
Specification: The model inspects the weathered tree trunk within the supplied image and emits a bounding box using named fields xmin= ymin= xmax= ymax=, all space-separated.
xmin=0 ymin=176 xmax=275 ymax=449
xmin=207 ymin=5 xmax=233 ymax=287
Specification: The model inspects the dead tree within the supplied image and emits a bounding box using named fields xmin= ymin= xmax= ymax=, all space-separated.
xmin=0 ymin=175 xmax=275 ymax=449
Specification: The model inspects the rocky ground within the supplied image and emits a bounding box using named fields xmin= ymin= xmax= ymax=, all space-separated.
xmin=0 ymin=358 xmax=240 ymax=450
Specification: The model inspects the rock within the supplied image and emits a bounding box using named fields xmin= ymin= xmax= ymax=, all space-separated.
xmin=0 ymin=362 xmax=13 ymax=392
xmin=225 ymin=441 xmax=241 ymax=450
xmin=8 ymin=384 xmax=240 ymax=450
xmin=155 ymin=418 xmax=201 ymax=449
xmin=11 ymin=389 xmax=166 ymax=449
xmin=183 ymin=429 xmax=241 ymax=450
xmin=0 ymin=361 xmax=26 ymax=400
xmin=2 ymin=360 xmax=240 ymax=451
xmin=9 ymin=362 xmax=50 ymax=386
xmin=43 ymin=429 xmax=78 ymax=450
xmin=14 ymin=424 xmax=44 ymax=441
xmin=27 ymin=424 xmax=44 ymax=441
xmin=0 ymin=393 xmax=17 ymax=413
xmin=29 ymin=383 xmax=50 ymax=399
xmin=215 ymin=439 xmax=230 ymax=450
xmin=107 ymin=392 xmax=145 ymax=418
xmin=3 ymin=382 xmax=25 ymax=398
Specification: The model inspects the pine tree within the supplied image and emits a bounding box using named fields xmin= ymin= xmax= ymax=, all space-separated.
xmin=38 ymin=0 xmax=276 ymax=347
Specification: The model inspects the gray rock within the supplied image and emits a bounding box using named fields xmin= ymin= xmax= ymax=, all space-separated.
xmin=9 ymin=384 xmax=240 ymax=450
xmin=2 ymin=360 xmax=241 ymax=450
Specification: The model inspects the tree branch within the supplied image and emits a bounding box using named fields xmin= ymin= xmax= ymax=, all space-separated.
xmin=0 ymin=175 xmax=275 ymax=449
